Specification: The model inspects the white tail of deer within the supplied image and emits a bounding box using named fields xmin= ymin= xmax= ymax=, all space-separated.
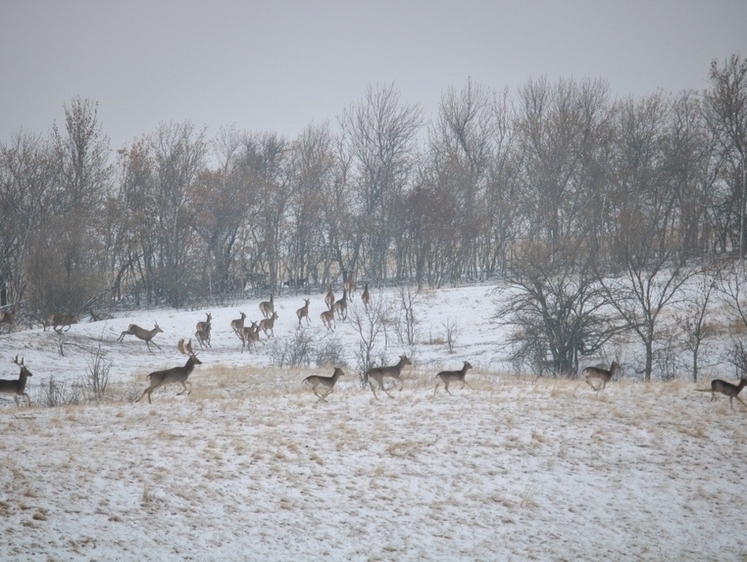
xmin=302 ymin=368 xmax=345 ymax=402
xmin=177 ymin=338 xmax=194 ymax=356
xmin=434 ymin=361 xmax=474 ymax=396
xmin=259 ymin=294 xmax=274 ymax=319
xmin=230 ymin=312 xmax=246 ymax=338
xmin=296 ymin=299 xmax=311 ymax=326
xmin=694 ymin=376 xmax=747 ymax=410
xmin=320 ymin=309 xmax=336 ymax=331
xmin=136 ymin=354 xmax=202 ymax=404
xmin=583 ymin=361 xmax=619 ymax=393
xmin=365 ymin=355 xmax=412 ymax=399
xmin=259 ymin=311 xmax=278 ymax=337
xmin=0 ymin=355 xmax=33 ymax=407
xmin=324 ymin=285 xmax=335 ymax=310
xmin=334 ymin=289 xmax=348 ymax=321
xmin=48 ymin=312 xmax=79 ymax=334
xmin=117 ymin=323 xmax=163 ymax=352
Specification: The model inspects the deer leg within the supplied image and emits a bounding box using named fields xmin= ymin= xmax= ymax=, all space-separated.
xmin=368 ymin=381 xmax=380 ymax=400
xmin=463 ymin=381 xmax=475 ymax=391
xmin=445 ymin=381 xmax=453 ymax=396
xmin=585 ymin=379 xmax=598 ymax=392
xmin=434 ymin=382 xmax=440 ymax=396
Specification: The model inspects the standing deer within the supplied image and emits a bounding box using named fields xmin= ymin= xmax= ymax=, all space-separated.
xmin=0 ymin=355 xmax=33 ymax=407
xmin=259 ymin=294 xmax=274 ymax=319
xmin=177 ymin=338 xmax=194 ymax=356
xmin=296 ymin=299 xmax=311 ymax=326
xmin=361 ymin=283 xmax=370 ymax=311
xmin=343 ymin=271 xmax=356 ymax=299
xmin=240 ymin=321 xmax=262 ymax=352
xmin=117 ymin=323 xmax=163 ymax=352
xmin=365 ymin=355 xmax=412 ymax=399
xmin=320 ymin=309 xmax=336 ymax=331
xmin=694 ymin=376 xmax=747 ymax=410
xmin=48 ymin=312 xmax=79 ymax=333
xmin=259 ymin=311 xmax=278 ymax=337
xmin=434 ymin=361 xmax=474 ymax=396
xmin=324 ymin=285 xmax=335 ymax=310
xmin=302 ymin=368 xmax=345 ymax=402
xmin=136 ymin=353 xmax=202 ymax=404
xmin=230 ymin=312 xmax=246 ymax=338
xmin=0 ymin=305 xmax=17 ymax=333
xmin=334 ymin=289 xmax=348 ymax=321
xmin=583 ymin=361 xmax=619 ymax=393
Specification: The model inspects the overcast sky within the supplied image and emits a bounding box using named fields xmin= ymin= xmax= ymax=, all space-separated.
xmin=1 ymin=0 xmax=745 ymax=150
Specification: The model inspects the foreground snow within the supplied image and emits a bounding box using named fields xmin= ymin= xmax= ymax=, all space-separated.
xmin=1 ymin=285 xmax=745 ymax=560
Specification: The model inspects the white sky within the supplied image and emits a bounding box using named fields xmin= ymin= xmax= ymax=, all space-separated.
xmin=1 ymin=0 xmax=745 ymax=150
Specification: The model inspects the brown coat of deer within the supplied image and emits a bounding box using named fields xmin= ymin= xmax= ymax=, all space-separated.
xmin=296 ymin=299 xmax=311 ymax=326
xmin=434 ymin=361 xmax=474 ymax=396
xmin=240 ymin=321 xmax=262 ymax=352
xmin=117 ymin=323 xmax=163 ymax=352
xmin=583 ymin=361 xmax=619 ymax=393
xmin=259 ymin=294 xmax=274 ymax=319
xmin=0 ymin=355 xmax=33 ymax=407
xmin=302 ymin=368 xmax=345 ymax=402
xmin=365 ymin=355 xmax=412 ymax=399
xmin=361 ymin=283 xmax=370 ymax=311
xmin=694 ymin=376 xmax=747 ymax=410
xmin=48 ymin=313 xmax=79 ymax=334
xmin=320 ymin=309 xmax=336 ymax=331
xmin=343 ymin=272 xmax=356 ymax=299
xmin=259 ymin=311 xmax=278 ymax=337
xmin=334 ymin=289 xmax=348 ymax=321
xmin=324 ymin=285 xmax=335 ymax=310
xmin=177 ymin=338 xmax=194 ymax=356
xmin=137 ymin=354 xmax=202 ymax=404
xmin=230 ymin=312 xmax=246 ymax=338
xmin=0 ymin=305 xmax=17 ymax=333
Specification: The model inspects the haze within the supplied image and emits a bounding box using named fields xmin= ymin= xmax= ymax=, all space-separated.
xmin=1 ymin=0 xmax=745 ymax=150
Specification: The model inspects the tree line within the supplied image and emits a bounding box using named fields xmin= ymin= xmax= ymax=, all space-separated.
xmin=0 ymin=56 xmax=745 ymax=367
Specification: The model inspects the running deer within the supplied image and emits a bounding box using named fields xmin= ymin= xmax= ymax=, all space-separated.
xmin=0 ymin=355 xmax=33 ymax=407
xmin=343 ymin=271 xmax=356 ymax=299
xmin=177 ymin=338 xmax=194 ymax=356
xmin=365 ymin=355 xmax=412 ymax=399
xmin=259 ymin=311 xmax=278 ymax=337
xmin=136 ymin=353 xmax=202 ymax=404
xmin=302 ymin=368 xmax=345 ymax=402
xmin=434 ymin=361 xmax=474 ymax=396
xmin=296 ymin=299 xmax=311 ymax=326
xmin=196 ymin=312 xmax=212 ymax=334
xmin=0 ymin=305 xmax=17 ymax=333
xmin=324 ymin=285 xmax=335 ymax=310
xmin=694 ymin=376 xmax=747 ymax=410
xmin=334 ymin=289 xmax=348 ymax=321
xmin=195 ymin=327 xmax=211 ymax=349
xmin=240 ymin=321 xmax=262 ymax=352
xmin=259 ymin=294 xmax=274 ymax=319
xmin=320 ymin=309 xmax=336 ymax=331
xmin=583 ymin=361 xmax=619 ymax=393
xmin=48 ymin=312 xmax=79 ymax=333
xmin=230 ymin=312 xmax=246 ymax=337
xmin=117 ymin=323 xmax=163 ymax=352
xmin=361 ymin=283 xmax=370 ymax=311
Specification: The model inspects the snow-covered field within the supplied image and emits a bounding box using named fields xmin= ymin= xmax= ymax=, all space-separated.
xmin=1 ymin=285 xmax=746 ymax=560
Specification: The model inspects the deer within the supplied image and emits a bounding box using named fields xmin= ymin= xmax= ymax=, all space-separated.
xmin=324 ymin=284 xmax=335 ymax=310
xmin=196 ymin=312 xmax=212 ymax=334
xmin=259 ymin=311 xmax=278 ymax=337
xmin=0 ymin=355 xmax=33 ymax=407
xmin=320 ymin=309 xmax=336 ymax=331
xmin=361 ymin=283 xmax=370 ymax=311
xmin=136 ymin=353 xmax=202 ymax=404
xmin=48 ymin=312 xmax=79 ymax=334
xmin=365 ymin=355 xmax=412 ymax=399
xmin=117 ymin=323 xmax=163 ymax=352
xmin=177 ymin=338 xmax=194 ymax=356
xmin=259 ymin=294 xmax=274 ymax=319
xmin=694 ymin=375 xmax=747 ymax=410
xmin=343 ymin=271 xmax=356 ymax=299
xmin=434 ymin=361 xmax=474 ymax=396
xmin=334 ymin=289 xmax=348 ymax=321
xmin=583 ymin=361 xmax=619 ymax=393
xmin=296 ymin=298 xmax=311 ymax=326
xmin=0 ymin=305 xmax=17 ymax=333
xmin=302 ymin=368 xmax=345 ymax=402
xmin=230 ymin=312 xmax=247 ymax=338
xmin=240 ymin=321 xmax=262 ymax=352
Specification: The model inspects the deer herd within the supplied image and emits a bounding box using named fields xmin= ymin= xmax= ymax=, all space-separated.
xmin=1 ymin=284 xmax=747 ymax=410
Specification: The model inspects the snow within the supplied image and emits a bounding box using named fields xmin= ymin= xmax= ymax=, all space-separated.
xmin=1 ymin=284 xmax=746 ymax=560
